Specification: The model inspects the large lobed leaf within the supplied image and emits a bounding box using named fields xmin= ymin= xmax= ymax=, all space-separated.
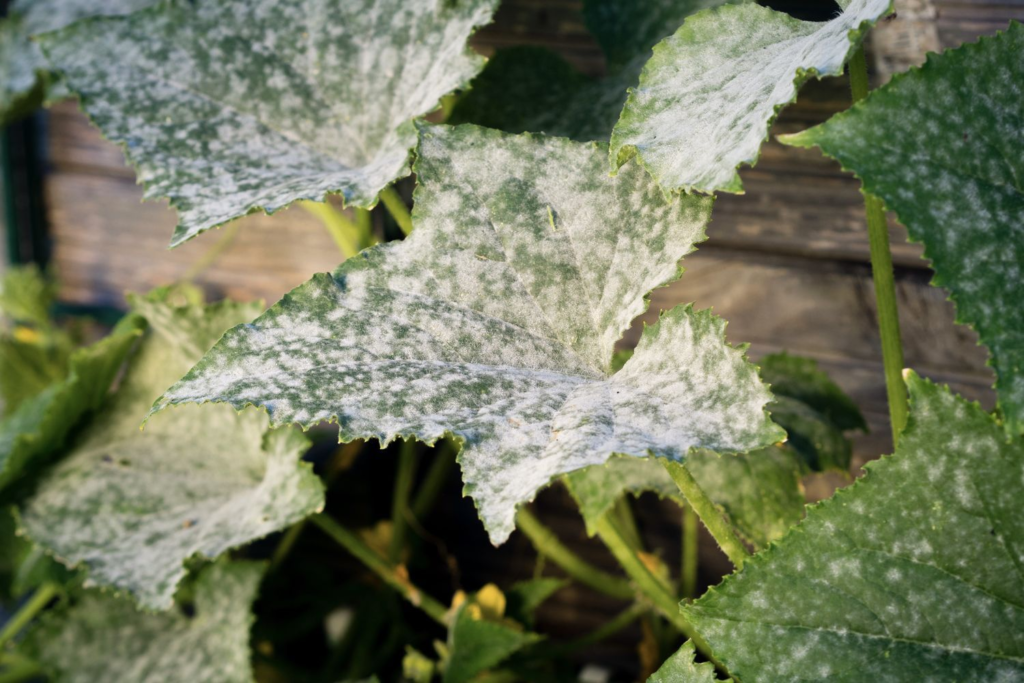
xmin=782 ymin=24 xmax=1024 ymax=435
xmin=22 ymin=560 xmax=263 ymax=683
xmin=39 ymin=0 xmax=499 ymax=246
xmin=0 ymin=0 xmax=157 ymax=124
xmin=680 ymin=373 xmax=1024 ymax=681
xmin=19 ymin=291 xmax=324 ymax=609
xmin=154 ymin=124 xmax=783 ymax=544
xmin=610 ymin=0 xmax=892 ymax=193
xmin=450 ymin=0 xmax=742 ymax=142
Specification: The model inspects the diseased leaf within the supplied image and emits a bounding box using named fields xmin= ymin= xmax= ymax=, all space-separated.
xmin=444 ymin=588 xmax=542 ymax=683
xmin=0 ymin=315 xmax=144 ymax=493
xmin=610 ymin=0 xmax=892 ymax=193
xmin=781 ymin=24 xmax=1024 ymax=435
xmin=649 ymin=640 xmax=730 ymax=683
xmin=22 ymin=560 xmax=263 ymax=683
xmin=450 ymin=0 xmax=741 ymax=142
xmin=682 ymin=374 xmax=1024 ymax=681
xmin=0 ymin=0 xmax=157 ymax=125
xmin=39 ymin=0 xmax=499 ymax=247
xmin=154 ymin=124 xmax=783 ymax=545
xmin=19 ymin=291 xmax=324 ymax=609
xmin=565 ymin=449 xmax=804 ymax=551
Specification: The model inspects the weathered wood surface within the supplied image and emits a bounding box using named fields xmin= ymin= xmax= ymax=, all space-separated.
xmin=36 ymin=0 xmax=1022 ymax=666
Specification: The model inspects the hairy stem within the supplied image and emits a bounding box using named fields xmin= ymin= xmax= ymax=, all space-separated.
xmin=681 ymin=504 xmax=698 ymax=600
xmin=0 ymin=583 xmax=59 ymax=650
xmin=379 ymin=186 xmax=414 ymax=236
xmin=663 ymin=463 xmax=749 ymax=569
xmin=613 ymin=497 xmax=644 ymax=551
xmin=310 ymin=513 xmax=448 ymax=625
xmin=594 ymin=514 xmax=723 ymax=670
xmin=848 ymin=46 xmax=909 ymax=444
xmin=515 ymin=508 xmax=634 ymax=600
xmin=389 ymin=440 xmax=418 ymax=563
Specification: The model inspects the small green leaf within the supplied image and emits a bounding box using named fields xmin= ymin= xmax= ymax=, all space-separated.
xmin=0 ymin=315 xmax=144 ymax=493
xmin=682 ymin=374 xmax=1024 ymax=681
xmin=38 ymin=0 xmax=499 ymax=246
xmin=22 ymin=560 xmax=264 ymax=683
xmin=444 ymin=589 xmax=542 ymax=683
xmin=759 ymin=352 xmax=866 ymax=434
xmin=504 ymin=577 xmax=567 ymax=628
xmin=781 ymin=24 xmax=1024 ymax=435
xmin=649 ymin=640 xmax=730 ymax=683
xmin=19 ymin=292 xmax=324 ymax=609
xmin=610 ymin=0 xmax=892 ymax=193
xmin=0 ymin=265 xmax=56 ymax=327
xmin=155 ymin=124 xmax=783 ymax=544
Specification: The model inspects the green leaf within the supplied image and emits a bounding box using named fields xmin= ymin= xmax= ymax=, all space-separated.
xmin=19 ymin=292 xmax=324 ymax=609
xmin=38 ymin=0 xmax=500 ymax=247
xmin=610 ymin=0 xmax=892 ymax=194
xmin=504 ymin=577 xmax=567 ymax=628
xmin=0 ymin=0 xmax=157 ymax=125
xmin=681 ymin=373 xmax=1024 ymax=681
xmin=0 ymin=264 xmax=56 ymax=327
xmin=444 ymin=599 xmax=542 ymax=683
xmin=0 ymin=314 xmax=144 ymax=493
xmin=649 ymin=640 xmax=730 ymax=683
xmin=154 ymin=124 xmax=783 ymax=544
xmin=760 ymin=353 xmax=866 ymax=434
xmin=22 ymin=560 xmax=263 ymax=683
xmin=0 ymin=338 xmax=71 ymax=417
xmin=450 ymin=1 xmax=741 ymax=142
xmin=781 ymin=24 xmax=1024 ymax=436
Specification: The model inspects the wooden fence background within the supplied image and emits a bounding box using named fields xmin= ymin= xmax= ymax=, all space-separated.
xmin=26 ymin=0 xmax=1024 ymax=673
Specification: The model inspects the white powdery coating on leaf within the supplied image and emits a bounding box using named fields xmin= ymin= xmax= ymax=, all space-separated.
xmin=683 ymin=375 xmax=1024 ymax=681
xmin=610 ymin=0 xmax=891 ymax=193
xmin=783 ymin=24 xmax=1024 ymax=434
xmin=20 ymin=296 xmax=323 ymax=610
xmin=37 ymin=0 xmax=499 ymax=245
xmin=157 ymin=125 xmax=783 ymax=544
xmin=25 ymin=561 xmax=262 ymax=683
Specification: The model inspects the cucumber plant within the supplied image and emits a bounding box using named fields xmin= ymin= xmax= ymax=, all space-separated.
xmin=0 ymin=0 xmax=1021 ymax=681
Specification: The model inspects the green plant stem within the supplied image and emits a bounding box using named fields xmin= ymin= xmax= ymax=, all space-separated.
xmin=681 ymin=504 xmax=698 ymax=601
xmin=309 ymin=513 xmax=448 ymax=625
xmin=663 ymin=463 xmax=749 ymax=569
xmin=411 ymin=442 xmax=456 ymax=520
xmin=594 ymin=514 xmax=723 ymax=670
xmin=848 ymin=46 xmax=909 ymax=444
xmin=389 ymin=440 xmax=418 ymax=563
xmin=300 ymin=201 xmax=362 ymax=258
xmin=532 ymin=602 xmax=647 ymax=657
xmin=269 ymin=522 xmax=305 ymax=571
xmin=379 ymin=186 xmax=413 ymax=236
xmin=0 ymin=660 xmax=42 ymax=683
xmin=181 ymin=221 xmax=240 ymax=283
xmin=0 ymin=582 xmax=59 ymax=650
xmin=613 ymin=497 xmax=644 ymax=551
xmin=515 ymin=509 xmax=633 ymax=600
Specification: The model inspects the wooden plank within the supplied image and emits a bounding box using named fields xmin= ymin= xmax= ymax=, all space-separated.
xmin=45 ymin=173 xmax=344 ymax=308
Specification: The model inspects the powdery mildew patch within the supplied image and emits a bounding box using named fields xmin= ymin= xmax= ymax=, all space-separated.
xmin=19 ymin=294 xmax=323 ymax=610
xmin=37 ymin=0 xmax=500 ymax=246
xmin=683 ymin=374 xmax=1024 ymax=681
xmin=156 ymin=124 xmax=785 ymax=544
xmin=610 ymin=0 xmax=892 ymax=193
xmin=24 ymin=561 xmax=262 ymax=683
xmin=783 ymin=24 xmax=1024 ymax=435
